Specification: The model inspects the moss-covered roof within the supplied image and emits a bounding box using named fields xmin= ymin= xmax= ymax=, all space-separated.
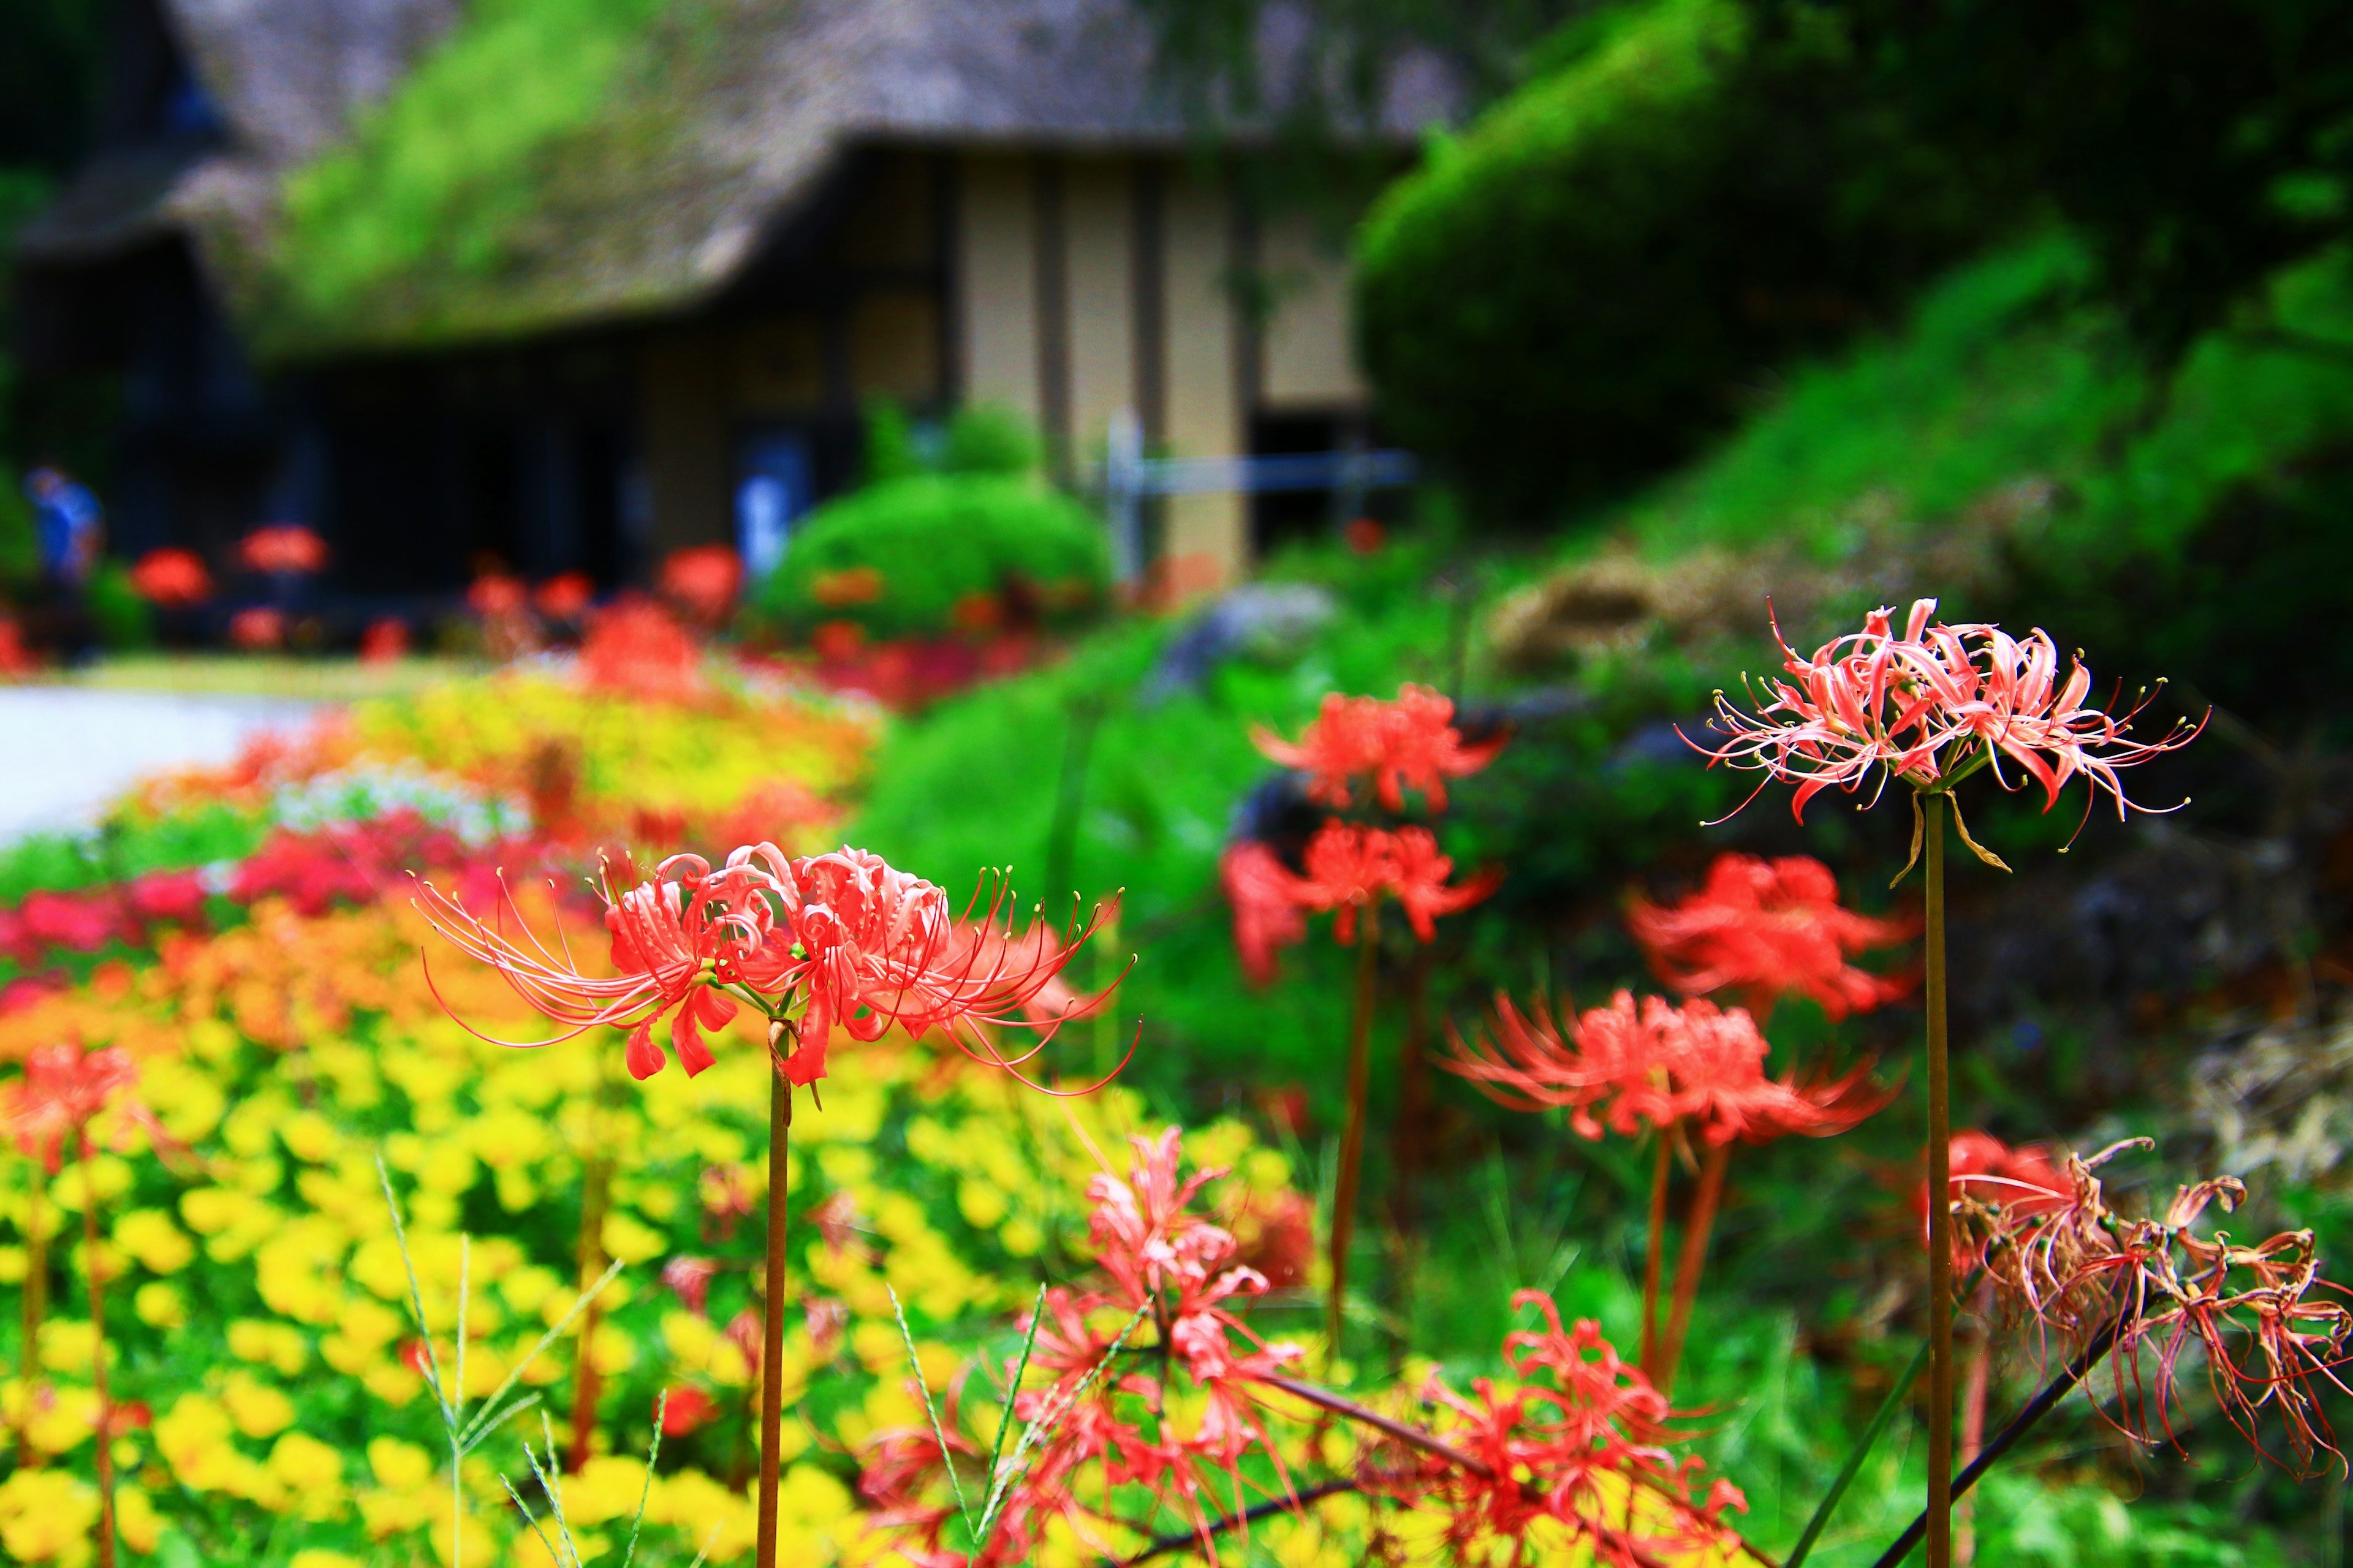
xmin=43 ymin=0 xmax=1454 ymax=360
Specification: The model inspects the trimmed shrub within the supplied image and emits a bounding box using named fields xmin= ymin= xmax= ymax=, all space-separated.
xmin=749 ymin=474 xmax=1110 ymax=644
xmin=1352 ymin=0 xmax=1988 ymax=525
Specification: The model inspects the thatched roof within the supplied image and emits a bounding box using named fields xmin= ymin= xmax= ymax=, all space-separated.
xmin=25 ymin=0 xmax=1455 ymax=358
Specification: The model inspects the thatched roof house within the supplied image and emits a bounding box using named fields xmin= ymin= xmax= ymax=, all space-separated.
xmin=17 ymin=0 xmax=1452 ymax=604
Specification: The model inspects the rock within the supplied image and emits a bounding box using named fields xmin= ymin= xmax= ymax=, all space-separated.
xmin=1141 ymin=583 xmax=1339 ymax=703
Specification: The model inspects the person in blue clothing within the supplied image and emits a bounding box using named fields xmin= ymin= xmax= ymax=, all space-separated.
xmin=25 ymin=465 xmax=104 ymax=588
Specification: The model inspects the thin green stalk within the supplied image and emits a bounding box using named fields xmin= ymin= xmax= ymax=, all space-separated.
xmin=1325 ymin=903 xmax=1381 ymax=1366
xmin=1786 ymin=1339 xmax=1931 ymax=1567
xmin=1923 ymin=792 xmax=1953 ymax=1568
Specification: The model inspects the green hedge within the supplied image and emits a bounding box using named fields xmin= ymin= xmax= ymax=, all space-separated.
xmin=747 ymin=472 xmax=1111 ymax=643
xmin=1352 ymin=0 xmax=1985 ymax=525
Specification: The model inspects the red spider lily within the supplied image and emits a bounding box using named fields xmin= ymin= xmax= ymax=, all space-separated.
xmin=3 ymin=1042 xmax=162 ymax=1173
xmin=467 ymin=573 xmax=530 ymax=618
xmin=359 ymin=618 xmax=410 ymax=663
xmin=1444 ymin=990 xmax=1887 ymax=1147
xmin=700 ymin=1163 xmax=757 ymax=1239
xmin=238 ymin=525 xmax=328 ymax=577
xmin=536 ymin=572 xmax=595 ymax=621
xmin=1390 ymin=1292 xmax=1748 ymax=1568
xmin=227 ymin=606 xmax=285 ymax=651
xmin=659 ymin=1386 xmax=718 ymax=1436
xmin=1252 ymin=683 xmax=1504 ymax=813
xmin=578 ymin=599 xmax=703 ymax=702
xmin=661 ymin=1256 xmax=719 ymax=1316
xmin=1694 ymin=599 xmax=2203 ymax=836
xmin=1629 ymin=853 xmax=1916 ymax=1020
xmin=661 ymin=545 xmax=743 ymax=627
xmin=1292 ymin=822 xmax=1498 ymax=946
xmin=1957 ymin=1139 xmax=2353 ymax=1474
xmin=1218 ymin=841 xmax=1307 ymax=986
xmin=415 ymin=843 xmax=1114 ymax=1089
xmin=128 ymin=548 xmax=211 ymax=607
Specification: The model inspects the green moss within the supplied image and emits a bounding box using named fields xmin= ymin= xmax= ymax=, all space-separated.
xmin=255 ymin=0 xmax=742 ymax=352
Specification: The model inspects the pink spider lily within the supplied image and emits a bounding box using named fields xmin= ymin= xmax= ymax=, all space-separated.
xmin=414 ymin=843 xmax=1117 ymax=1089
xmin=1251 ymin=683 xmax=1504 ymax=813
xmin=1629 ymin=852 xmax=1916 ymax=1021
xmin=1692 ymin=598 xmax=2203 ymax=846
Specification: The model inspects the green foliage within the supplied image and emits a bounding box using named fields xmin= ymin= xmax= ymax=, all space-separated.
xmin=0 ymin=804 xmax=264 ymax=904
xmin=748 ymin=475 xmax=1110 ymax=643
xmin=263 ymin=0 xmax=707 ymax=349
xmin=1353 ymin=0 xmax=1987 ymax=523
xmin=86 ymin=557 xmax=156 ymax=650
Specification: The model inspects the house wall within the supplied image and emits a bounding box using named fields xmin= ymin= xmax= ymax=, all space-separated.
xmin=1258 ymin=211 xmax=1367 ymax=411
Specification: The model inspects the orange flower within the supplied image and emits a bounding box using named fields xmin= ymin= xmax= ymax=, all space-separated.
xmin=1628 ymin=853 xmax=1915 ymax=1020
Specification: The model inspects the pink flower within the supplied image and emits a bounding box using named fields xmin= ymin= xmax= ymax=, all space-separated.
xmin=1696 ymin=599 xmax=2203 ymax=837
xmin=1252 ymin=683 xmax=1504 ymax=813
xmin=660 ymin=1256 xmax=719 ymax=1316
xmin=1629 ymin=853 xmax=1915 ymax=1020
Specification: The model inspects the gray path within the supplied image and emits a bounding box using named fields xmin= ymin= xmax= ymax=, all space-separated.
xmin=0 ymin=687 xmax=318 ymax=841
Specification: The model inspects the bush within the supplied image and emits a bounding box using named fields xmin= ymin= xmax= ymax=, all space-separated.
xmin=749 ymin=405 xmax=1108 ymax=645
xmin=749 ymin=475 xmax=1110 ymax=643
xmin=1352 ymin=0 xmax=1987 ymax=525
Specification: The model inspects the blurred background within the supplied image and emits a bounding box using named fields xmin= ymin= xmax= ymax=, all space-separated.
xmin=7 ymin=0 xmax=2353 ymax=1562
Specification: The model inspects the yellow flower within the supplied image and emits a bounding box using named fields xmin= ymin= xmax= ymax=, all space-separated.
xmin=564 ymin=1454 xmax=655 ymax=1525
xmin=134 ymin=1281 xmax=186 ymax=1329
xmin=291 ymin=1551 xmax=366 ymax=1568
xmin=369 ymin=1436 xmax=434 ymax=1490
xmin=601 ymin=1211 xmax=667 ymax=1265
xmin=0 ymin=1467 xmax=99 ymax=1564
xmin=268 ymin=1431 xmax=347 ymax=1518
xmin=154 ymin=1394 xmax=235 ymax=1489
xmin=115 ymin=1485 xmax=162 ymax=1554
xmin=221 ymin=1372 xmax=296 ymax=1439
xmin=26 ymin=1386 xmax=99 ymax=1455
xmin=113 ymin=1208 xmax=195 ymax=1274
xmin=227 ymin=1319 xmax=309 ymax=1376
xmin=37 ymin=1319 xmax=95 ymax=1375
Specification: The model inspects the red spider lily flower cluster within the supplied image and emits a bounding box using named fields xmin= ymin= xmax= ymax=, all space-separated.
xmin=415 ymin=842 xmax=1114 ymax=1089
xmin=1696 ymin=599 xmax=2205 ymax=838
xmin=1221 ymin=823 xmax=1499 ymax=972
xmin=1629 ymin=853 xmax=1916 ymax=1020
xmin=1377 ymin=1292 xmax=1748 ymax=1568
xmin=1252 ymin=684 xmax=1504 ymax=814
xmin=1952 ymin=1137 xmax=2353 ymax=1473
xmin=1446 ymin=990 xmax=1889 ymax=1147
xmin=860 ymin=1129 xmax=1303 ymax=1566
xmin=129 ymin=548 xmax=212 ymax=607
xmin=237 ymin=525 xmax=328 ymax=577
xmin=4 ymin=1041 xmax=160 ymax=1173
xmin=578 ymin=599 xmax=705 ymax=703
